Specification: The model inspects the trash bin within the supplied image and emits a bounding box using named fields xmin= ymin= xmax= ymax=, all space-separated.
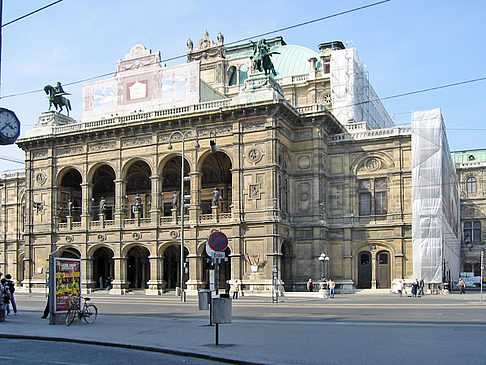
xmin=198 ymin=290 xmax=210 ymax=310
xmin=211 ymin=297 xmax=232 ymax=324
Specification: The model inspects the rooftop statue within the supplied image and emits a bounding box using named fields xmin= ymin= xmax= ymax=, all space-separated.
xmin=251 ymin=39 xmax=279 ymax=76
xmin=44 ymin=81 xmax=72 ymax=116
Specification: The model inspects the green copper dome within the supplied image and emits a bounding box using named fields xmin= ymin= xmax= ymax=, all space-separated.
xmin=271 ymin=44 xmax=321 ymax=78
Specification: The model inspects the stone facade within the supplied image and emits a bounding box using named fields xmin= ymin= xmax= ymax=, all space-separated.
xmin=0 ymin=32 xmax=450 ymax=294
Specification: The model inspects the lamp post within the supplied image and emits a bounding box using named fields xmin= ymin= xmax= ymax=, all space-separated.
xmin=480 ymin=246 xmax=485 ymax=303
xmin=318 ymin=253 xmax=330 ymax=298
xmin=168 ymin=130 xmax=199 ymax=302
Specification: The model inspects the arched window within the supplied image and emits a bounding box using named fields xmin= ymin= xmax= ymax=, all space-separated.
xmin=239 ymin=64 xmax=248 ymax=84
xmin=466 ymin=176 xmax=477 ymax=194
xmin=228 ymin=66 xmax=237 ymax=86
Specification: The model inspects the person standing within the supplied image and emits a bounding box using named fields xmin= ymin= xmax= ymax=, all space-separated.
xmin=328 ymin=278 xmax=336 ymax=299
xmin=5 ymin=274 xmax=17 ymax=315
xmin=411 ymin=279 xmax=419 ymax=298
xmin=457 ymin=278 xmax=466 ymax=294
xmin=306 ymin=278 xmax=313 ymax=292
xmin=396 ymin=280 xmax=404 ymax=297
xmin=230 ymin=280 xmax=240 ymax=299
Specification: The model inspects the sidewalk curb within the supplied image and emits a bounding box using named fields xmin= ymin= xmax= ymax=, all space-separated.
xmin=0 ymin=333 xmax=266 ymax=365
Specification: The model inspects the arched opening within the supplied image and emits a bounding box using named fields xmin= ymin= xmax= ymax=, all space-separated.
xmin=357 ymin=251 xmax=372 ymax=289
xmin=162 ymin=245 xmax=189 ymax=289
xmin=200 ymin=152 xmax=232 ymax=213
xmin=92 ymin=165 xmax=116 ymax=220
xmin=228 ymin=66 xmax=237 ymax=86
xmin=376 ymin=250 xmax=390 ymax=288
xmin=125 ymin=160 xmax=152 ymax=218
xmin=281 ymin=240 xmax=293 ymax=291
xmin=126 ymin=246 xmax=150 ymax=289
xmin=58 ymin=168 xmax=82 ymax=222
xmin=239 ymin=64 xmax=248 ymax=84
xmin=60 ymin=247 xmax=81 ymax=259
xmin=92 ymin=247 xmax=114 ymax=289
xmin=160 ymin=156 xmax=190 ymax=216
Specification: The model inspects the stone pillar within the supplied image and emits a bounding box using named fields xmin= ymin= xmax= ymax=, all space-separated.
xmin=146 ymin=255 xmax=165 ymax=295
xmin=114 ymin=178 xmax=124 ymax=226
xmin=186 ymin=253 xmax=199 ymax=292
xmin=212 ymin=206 xmax=219 ymax=223
xmin=110 ymin=256 xmax=127 ymax=295
xmin=150 ymin=175 xmax=160 ymax=223
xmin=189 ymin=171 xmax=200 ymax=223
xmin=171 ymin=208 xmax=178 ymax=223
xmin=80 ymin=182 xmax=91 ymax=229
xmin=81 ymin=257 xmax=93 ymax=293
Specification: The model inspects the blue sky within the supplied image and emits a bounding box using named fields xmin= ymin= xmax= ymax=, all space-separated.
xmin=1 ymin=0 xmax=485 ymax=171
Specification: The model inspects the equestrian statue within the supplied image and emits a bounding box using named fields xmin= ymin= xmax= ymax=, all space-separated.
xmin=250 ymin=39 xmax=279 ymax=76
xmin=44 ymin=81 xmax=72 ymax=116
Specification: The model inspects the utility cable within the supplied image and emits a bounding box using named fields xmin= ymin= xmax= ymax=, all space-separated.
xmin=2 ymin=0 xmax=65 ymax=28
xmin=0 ymin=0 xmax=392 ymax=98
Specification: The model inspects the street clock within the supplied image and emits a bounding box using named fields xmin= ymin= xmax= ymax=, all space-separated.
xmin=0 ymin=108 xmax=21 ymax=145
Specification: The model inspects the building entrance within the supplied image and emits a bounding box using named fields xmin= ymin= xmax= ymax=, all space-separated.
xmin=376 ymin=251 xmax=390 ymax=288
xmin=357 ymin=251 xmax=372 ymax=289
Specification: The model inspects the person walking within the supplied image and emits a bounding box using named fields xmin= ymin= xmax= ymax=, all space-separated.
xmin=411 ymin=279 xmax=419 ymax=298
xmin=328 ymin=278 xmax=336 ymax=299
xmin=396 ymin=280 xmax=404 ymax=297
xmin=457 ymin=278 xmax=466 ymax=294
xmin=0 ymin=278 xmax=11 ymax=317
xmin=306 ymin=278 xmax=313 ymax=292
xmin=230 ymin=280 xmax=240 ymax=299
xmin=418 ymin=277 xmax=425 ymax=297
xmin=5 ymin=274 xmax=18 ymax=315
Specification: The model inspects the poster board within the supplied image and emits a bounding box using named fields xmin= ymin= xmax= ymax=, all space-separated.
xmin=52 ymin=257 xmax=81 ymax=313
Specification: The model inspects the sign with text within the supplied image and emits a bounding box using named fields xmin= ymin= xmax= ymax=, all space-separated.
xmin=54 ymin=258 xmax=81 ymax=312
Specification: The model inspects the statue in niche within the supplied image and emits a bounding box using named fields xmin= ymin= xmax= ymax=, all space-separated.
xmin=67 ymin=199 xmax=73 ymax=216
xmin=212 ymin=189 xmax=220 ymax=208
xmin=99 ymin=197 xmax=106 ymax=215
xmin=172 ymin=191 xmax=179 ymax=210
xmin=135 ymin=194 xmax=142 ymax=213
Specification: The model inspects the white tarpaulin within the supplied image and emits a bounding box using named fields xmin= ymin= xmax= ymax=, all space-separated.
xmin=412 ymin=109 xmax=460 ymax=283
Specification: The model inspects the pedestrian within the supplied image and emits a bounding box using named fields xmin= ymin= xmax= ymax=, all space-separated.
xmin=328 ymin=278 xmax=336 ymax=299
xmin=41 ymin=277 xmax=50 ymax=319
xmin=306 ymin=278 xmax=313 ymax=292
xmin=457 ymin=278 xmax=466 ymax=294
xmin=5 ymin=274 xmax=18 ymax=315
xmin=230 ymin=280 xmax=239 ymax=299
xmin=0 ymin=278 xmax=11 ymax=317
xmin=411 ymin=279 xmax=419 ymax=298
xmin=418 ymin=277 xmax=425 ymax=297
xmin=396 ymin=280 xmax=404 ymax=297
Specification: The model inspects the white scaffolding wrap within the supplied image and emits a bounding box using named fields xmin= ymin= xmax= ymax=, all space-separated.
xmin=330 ymin=48 xmax=394 ymax=130
xmin=412 ymin=109 xmax=460 ymax=283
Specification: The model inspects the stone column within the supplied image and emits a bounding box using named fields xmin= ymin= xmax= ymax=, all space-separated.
xmin=80 ymin=182 xmax=91 ymax=229
xmin=146 ymin=255 xmax=164 ymax=295
xmin=186 ymin=253 xmax=199 ymax=292
xmin=81 ymin=257 xmax=93 ymax=293
xmin=114 ymin=178 xmax=124 ymax=226
xmin=189 ymin=171 xmax=200 ymax=223
xmin=110 ymin=256 xmax=127 ymax=295
xmin=150 ymin=175 xmax=160 ymax=223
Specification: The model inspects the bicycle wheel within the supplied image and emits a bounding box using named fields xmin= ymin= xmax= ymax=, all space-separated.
xmin=83 ymin=304 xmax=98 ymax=324
xmin=65 ymin=306 xmax=77 ymax=326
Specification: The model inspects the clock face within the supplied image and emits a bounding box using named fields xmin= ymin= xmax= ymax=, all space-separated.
xmin=0 ymin=108 xmax=20 ymax=143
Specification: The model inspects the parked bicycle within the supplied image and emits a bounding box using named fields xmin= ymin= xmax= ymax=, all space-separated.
xmin=65 ymin=296 xmax=98 ymax=326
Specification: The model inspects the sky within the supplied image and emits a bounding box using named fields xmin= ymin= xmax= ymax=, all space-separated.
xmin=0 ymin=0 xmax=485 ymax=171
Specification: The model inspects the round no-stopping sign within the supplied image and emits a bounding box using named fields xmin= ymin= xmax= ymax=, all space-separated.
xmin=208 ymin=231 xmax=228 ymax=252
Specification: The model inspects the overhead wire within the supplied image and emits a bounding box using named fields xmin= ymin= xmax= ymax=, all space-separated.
xmin=2 ymin=0 xmax=65 ymax=28
xmin=0 ymin=0 xmax=392 ymax=99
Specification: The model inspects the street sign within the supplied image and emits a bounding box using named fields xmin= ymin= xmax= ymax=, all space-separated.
xmin=208 ymin=231 xmax=228 ymax=252
xmin=211 ymin=251 xmax=225 ymax=259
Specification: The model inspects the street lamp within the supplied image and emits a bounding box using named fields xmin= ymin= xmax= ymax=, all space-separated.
xmin=168 ymin=130 xmax=199 ymax=302
xmin=318 ymin=253 xmax=330 ymax=281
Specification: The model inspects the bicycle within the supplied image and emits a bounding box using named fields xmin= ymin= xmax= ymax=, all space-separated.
xmin=65 ymin=296 xmax=98 ymax=326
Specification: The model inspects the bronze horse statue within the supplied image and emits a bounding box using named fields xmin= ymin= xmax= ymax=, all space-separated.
xmin=44 ymin=84 xmax=72 ymax=116
xmin=251 ymin=39 xmax=279 ymax=76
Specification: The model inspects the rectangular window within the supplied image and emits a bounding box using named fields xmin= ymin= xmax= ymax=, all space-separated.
xmin=463 ymin=221 xmax=481 ymax=244
xmin=359 ymin=192 xmax=371 ymax=215
xmin=323 ymin=56 xmax=331 ymax=74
